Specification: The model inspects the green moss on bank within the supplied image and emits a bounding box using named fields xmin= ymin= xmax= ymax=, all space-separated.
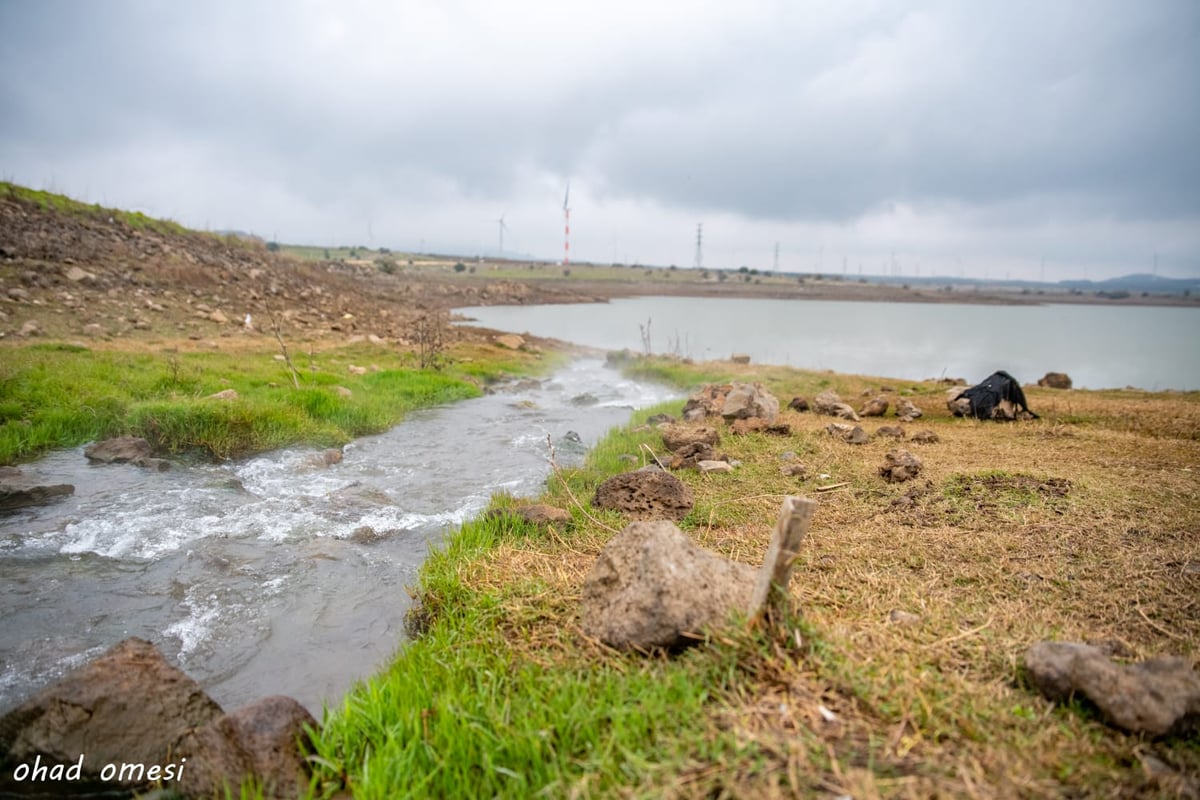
xmin=0 ymin=341 xmax=554 ymax=463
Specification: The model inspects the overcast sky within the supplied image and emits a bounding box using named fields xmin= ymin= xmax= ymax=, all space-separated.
xmin=2 ymin=1 xmax=1197 ymax=280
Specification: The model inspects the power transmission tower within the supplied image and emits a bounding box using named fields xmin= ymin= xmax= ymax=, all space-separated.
xmin=773 ymin=241 xmax=780 ymax=272
xmin=693 ymin=223 xmax=703 ymax=269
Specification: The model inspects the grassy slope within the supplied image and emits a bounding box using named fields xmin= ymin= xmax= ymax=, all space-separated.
xmin=309 ymin=357 xmax=1199 ymax=799
xmin=0 ymin=341 xmax=557 ymax=464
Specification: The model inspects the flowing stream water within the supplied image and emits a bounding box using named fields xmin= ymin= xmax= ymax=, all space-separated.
xmin=0 ymin=359 xmax=677 ymax=716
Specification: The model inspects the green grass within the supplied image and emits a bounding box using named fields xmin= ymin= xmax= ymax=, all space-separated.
xmin=0 ymin=342 xmax=548 ymax=463
xmin=307 ymin=507 xmax=796 ymax=800
xmin=1 ymin=182 xmax=193 ymax=238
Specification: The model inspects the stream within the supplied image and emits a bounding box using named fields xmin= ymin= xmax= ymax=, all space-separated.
xmin=0 ymin=359 xmax=677 ymax=716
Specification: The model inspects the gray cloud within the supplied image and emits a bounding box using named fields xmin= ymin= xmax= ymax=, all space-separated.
xmin=1 ymin=0 xmax=1197 ymax=278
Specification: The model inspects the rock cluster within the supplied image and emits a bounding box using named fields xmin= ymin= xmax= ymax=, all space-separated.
xmin=0 ymin=638 xmax=315 ymax=798
xmin=681 ymin=382 xmax=778 ymax=423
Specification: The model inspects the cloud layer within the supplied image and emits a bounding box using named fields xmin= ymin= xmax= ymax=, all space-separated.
xmin=2 ymin=0 xmax=1197 ymax=279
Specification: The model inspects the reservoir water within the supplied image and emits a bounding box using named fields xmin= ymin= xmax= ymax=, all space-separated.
xmin=0 ymin=359 xmax=677 ymax=716
xmin=457 ymin=297 xmax=1200 ymax=391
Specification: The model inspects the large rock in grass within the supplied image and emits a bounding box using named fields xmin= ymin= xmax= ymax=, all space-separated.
xmin=1024 ymin=641 xmax=1200 ymax=737
xmin=592 ymin=466 xmax=694 ymax=521
xmin=581 ymin=520 xmax=755 ymax=650
xmin=0 ymin=638 xmax=223 ymax=795
xmin=813 ymin=390 xmax=860 ymax=421
xmin=720 ymin=383 xmax=779 ymax=422
xmin=879 ymin=449 xmax=923 ymax=482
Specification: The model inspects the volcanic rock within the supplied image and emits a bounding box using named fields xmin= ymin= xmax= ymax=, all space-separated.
xmin=581 ymin=520 xmax=755 ymax=650
xmin=592 ymin=466 xmax=694 ymax=522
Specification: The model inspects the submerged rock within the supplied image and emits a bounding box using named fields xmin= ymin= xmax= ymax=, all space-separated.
xmin=84 ymin=435 xmax=154 ymax=464
xmin=0 ymin=467 xmax=74 ymax=512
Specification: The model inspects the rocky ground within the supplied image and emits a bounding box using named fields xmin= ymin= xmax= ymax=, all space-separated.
xmin=0 ymin=191 xmax=602 ymax=349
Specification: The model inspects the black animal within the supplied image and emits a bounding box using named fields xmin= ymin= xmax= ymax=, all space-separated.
xmin=950 ymin=370 xmax=1038 ymax=420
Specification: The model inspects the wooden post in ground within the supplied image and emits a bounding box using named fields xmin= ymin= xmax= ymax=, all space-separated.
xmin=748 ymin=496 xmax=816 ymax=621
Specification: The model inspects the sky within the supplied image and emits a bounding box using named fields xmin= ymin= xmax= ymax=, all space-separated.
xmin=1 ymin=1 xmax=1198 ymax=281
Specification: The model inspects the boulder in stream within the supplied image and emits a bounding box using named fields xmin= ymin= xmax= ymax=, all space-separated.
xmin=0 ymin=467 xmax=74 ymax=512
xmin=84 ymin=436 xmax=153 ymax=464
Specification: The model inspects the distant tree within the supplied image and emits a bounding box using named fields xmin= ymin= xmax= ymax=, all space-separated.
xmin=738 ymin=266 xmax=750 ymax=274
xmin=323 ymin=248 xmax=331 ymax=259
xmin=377 ymin=258 xmax=397 ymax=274
xmin=669 ymin=264 xmax=677 ymax=271
xmin=266 ymin=241 xmax=280 ymax=252
xmin=563 ymin=268 xmax=571 ymax=277
xmin=453 ymin=262 xmax=467 ymax=273
xmin=717 ymin=271 xmax=728 ymax=282
xmin=379 ymin=247 xmax=390 ymax=254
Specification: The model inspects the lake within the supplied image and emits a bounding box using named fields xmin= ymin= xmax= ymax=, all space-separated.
xmin=457 ymin=296 xmax=1200 ymax=391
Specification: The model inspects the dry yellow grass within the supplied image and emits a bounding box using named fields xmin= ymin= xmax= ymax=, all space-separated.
xmin=421 ymin=362 xmax=1200 ymax=797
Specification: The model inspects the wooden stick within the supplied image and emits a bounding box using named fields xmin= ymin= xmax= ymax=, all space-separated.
xmin=748 ymin=496 xmax=817 ymax=619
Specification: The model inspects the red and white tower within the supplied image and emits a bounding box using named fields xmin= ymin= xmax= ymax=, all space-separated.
xmin=562 ymin=182 xmax=571 ymax=266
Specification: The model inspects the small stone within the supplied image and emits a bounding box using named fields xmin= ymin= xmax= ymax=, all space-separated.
xmin=910 ymin=429 xmax=940 ymax=444
xmin=780 ymin=464 xmax=809 ymax=478
xmin=660 ymin=424 xmax=720 ymax=452
xmin=879 ymin=449 xmax=923 ymax=482
xmin=888 ymin=609 xmax=922 ymax=626
xmin=1038 ymin=372 xmax=1073 ymax=389
xmin=875 ymin=425 xmax=905 ymax=439
xmin=494 ymin=333 xmax=525 ymax=350
xmin=347 ymin=364 xmax=367 ymax=375
xmin=860 ymin=397 xmax=889 ymax=417
xmin=698 ymin=460 xmax=734 ymax=473
xmin=896 ymin=398 xmax=923 ymax=421
xmin=787 ymin=396 xmax=810 ymax=412
xmin=334 ymin=385 xmax=353 ymax=398
xmin=205 ymin=389 xmax=239 ymax=401
xmin=826 ymin=423 xmax=868 ymax=445
xmin=209 ymin=309 xmax=229 ymax=324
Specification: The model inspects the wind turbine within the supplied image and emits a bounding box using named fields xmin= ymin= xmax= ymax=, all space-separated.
xmin=562 ymin=181 xmax=571 ymax=266
xmin=495 ymin=212 xmax=508 ymax=256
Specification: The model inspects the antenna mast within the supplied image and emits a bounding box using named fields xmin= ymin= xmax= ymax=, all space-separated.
xmin=694 ymin=223 xmax=703 ymax=269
